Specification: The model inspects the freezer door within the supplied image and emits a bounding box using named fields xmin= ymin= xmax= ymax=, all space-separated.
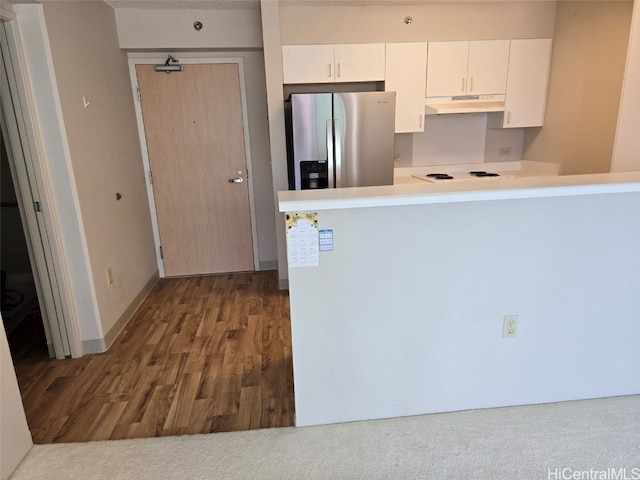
xmin=290 ymin=93 xmax=333 ymax=190
xmin=333 ymin=92 xmax=396 ymax=188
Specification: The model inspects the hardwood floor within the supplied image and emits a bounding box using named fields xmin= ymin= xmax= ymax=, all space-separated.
xmin=12 ymin=271 xmax=294 ymax=444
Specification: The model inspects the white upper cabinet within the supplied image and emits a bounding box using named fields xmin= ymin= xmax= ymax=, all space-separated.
xmin=282 ymin=39 xmax=551 ymax=130
xmin=334 ymin=44 xmax=385 ymax=82
xmin=501 ymin=39 xmax=553 ymax=128
xmin=467 ymin=41 xmax=511 ymax=95
xmin=282 ymin=44 xmax=385 ymax=84
xmin=282 ymin=44 xmax=335 ymax=84
xmin=385 ymin=42 xmax=428 ymax=133
xmin=426 ymin=41 xmax=469 ymax=97
xmin=426 ymin=40 xmax=510 ymax=97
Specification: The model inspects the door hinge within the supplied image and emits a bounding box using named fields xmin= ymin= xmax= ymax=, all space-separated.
xmin=148 ymin=170 xmax=153 ymax=185
xmin=159 ymin=245 xmax=163 ymax=259
xmin=34 ymin=201 xmax=43 ymax=212
xmin=136 ymin=85 xmax=141 ymax=102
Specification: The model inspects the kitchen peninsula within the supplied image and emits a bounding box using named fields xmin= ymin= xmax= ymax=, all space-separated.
xmin=278 ymin=172 xmax=640 ymax=427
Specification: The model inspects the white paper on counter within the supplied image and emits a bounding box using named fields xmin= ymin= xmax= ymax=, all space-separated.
xmin=286 ymin=212 xmax=319 ymax=268
xmin=319 ymin=229 xmax=333 ymax=252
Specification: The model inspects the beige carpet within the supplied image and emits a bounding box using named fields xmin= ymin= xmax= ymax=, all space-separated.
xmin=10 ymin=395 xmax=640 ymax=480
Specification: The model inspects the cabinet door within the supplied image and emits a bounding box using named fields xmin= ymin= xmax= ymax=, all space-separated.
xmin=334 ymin=43 xmax=386 ymax=82
xmin=503 ymin=39 xmax=552 ymax=128
xmin=282 ymin=44 xmax=335 ymax=84
xmin=385 ymin=42 xmax=428 ymax=133
xmin=426 ymin=41 xmax=469 ymax=97
xmin=467 ymin=40 xmax=510 ymax=95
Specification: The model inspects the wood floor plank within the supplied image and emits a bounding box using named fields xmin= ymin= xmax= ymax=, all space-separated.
xmin=208 ymin=373 xmax=242 ymax=417
xmin=262 ymin=397 xmax=295 ymax=429
xmin=85 ymin=401 xmax=129 ymax=441
xmin=52 ymin=394 xmax=113 ymax=443
xmin=29 ymin=415 xmax=69 ymax=444
xmin=163 ymin=371 xmax=202 ymax=431
xmin=11 ymin=271 xmax=294 ymax=443
xmin=115 ymin=364 xmax=165 ymax=425
xmin=241 ymin=355 xmax=262 ymax=388
xmin=236 ymin=385 xmax=263 ymax=431
xmin=132 ymin=384 xmax=174 ymax=438
xmin=194 ymin=354 xmax=222 ymax=401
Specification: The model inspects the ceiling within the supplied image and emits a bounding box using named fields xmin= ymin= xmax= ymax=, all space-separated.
xmin=30 ymin=0 xmax=631 ymax=11
xmin=102 ymin=0 xmax=561 ymax=10
xmin=103 ymin=0 xmax=259 ymax=9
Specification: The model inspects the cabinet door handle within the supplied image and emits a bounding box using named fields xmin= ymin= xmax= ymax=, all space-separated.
xmin=328 ymin=63 xmax=332 ymax=78
xmin=461 ymin=77 xmax=465 ymax=92
xmin=469 ymin=77 xmax=474 ymax=92
xmin=506 ymin=110 xmax=511 ymax=125
xmin=337 ymin=62 xmax=341 ymax=78
xmin=419 ymin=114 xmax=423 ymax=129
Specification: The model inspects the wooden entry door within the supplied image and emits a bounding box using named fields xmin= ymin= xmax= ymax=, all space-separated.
xmin=136 ymin=63 xmax=254 ymax=276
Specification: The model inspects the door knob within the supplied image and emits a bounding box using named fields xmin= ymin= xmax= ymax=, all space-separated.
xmin=229 ymin=170 xmax=244 ymax=183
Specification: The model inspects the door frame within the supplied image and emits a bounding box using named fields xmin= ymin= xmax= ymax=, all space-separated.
xmin=0 ymin=13 xmax=79 ymax=358
xmin=128 ymin=53 xmax=260 ymax=277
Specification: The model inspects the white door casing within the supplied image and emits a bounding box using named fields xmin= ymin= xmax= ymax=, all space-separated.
xmin=128 ymin=54 xmax=260 ymax=277
xmin=0 ymin=16 xmax=80 ymax=358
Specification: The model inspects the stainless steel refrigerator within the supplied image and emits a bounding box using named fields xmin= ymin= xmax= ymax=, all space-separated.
xmin=285 ymin=91 xmax=396 ymax=190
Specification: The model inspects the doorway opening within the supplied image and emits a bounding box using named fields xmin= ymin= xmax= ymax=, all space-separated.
xmin=1 ymin=132 xmax=48 ymax=361
xmin=0 ymin=17 xmax=77 ymax=361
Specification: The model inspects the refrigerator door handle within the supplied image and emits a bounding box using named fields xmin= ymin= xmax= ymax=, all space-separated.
xmin=326 ymin=119 xmax=335 ymax=188
xmin=334 ymin=119 xmax=342 ymax=188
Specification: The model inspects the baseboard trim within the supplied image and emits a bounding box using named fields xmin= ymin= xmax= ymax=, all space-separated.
xmin=259 ymin=260 xmax=278 ymax=271
xmin=82 ymin=271 xmax=159 ymax=354
xmin=81 ymin=337 xmax=106 ymax=355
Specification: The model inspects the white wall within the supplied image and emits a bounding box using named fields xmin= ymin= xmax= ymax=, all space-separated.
xmin=412 ymin=114 xmax=490 ymax=166
xmin=13 ymin=4 xmax=102 ymax=350
xmin=42 ymin=1 xmax=159 ymax=350
xmin=1 ymin=320 xmax=32 ymax=480
xmin=286 ymin=188 xmax=640 ymax=426
xmin=484 ymin=126 xmax=525 ymax=164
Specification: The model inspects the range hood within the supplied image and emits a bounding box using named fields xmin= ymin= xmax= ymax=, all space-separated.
xmin=425 ymin=94 xmax=505 ymax=115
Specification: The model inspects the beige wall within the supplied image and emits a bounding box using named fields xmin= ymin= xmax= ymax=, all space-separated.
xmin=260 ymin=0 xmax=288 ymax=287
xmin=115 ymin=7 xmax=262 ymax=49
xmin=612 ymin=0 xmax=640 ymax=172
xmin=42 ymin=1 xmax=158 ymax=343
xmin=524 ymin=1 xmax=633 ymax=174
xmin=279 ymin=2 xmax=556 ymax=44
xmin=1 ymin=321 xmax=32 ymax=480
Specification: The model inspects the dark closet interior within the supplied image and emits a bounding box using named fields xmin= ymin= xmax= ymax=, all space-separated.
xmin=1 ymin=132 xmax=47 ymax=361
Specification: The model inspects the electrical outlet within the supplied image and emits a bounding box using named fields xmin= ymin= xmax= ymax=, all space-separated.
xmin=499 ymin=147 xmax=512 ymax=157
xmin=106 ymin=267 xmax=113 ymax=285
xmin=393 ymin=153 xmax=401 ymax=162
xmin=502 ymin=315 xmax=518 ymax=338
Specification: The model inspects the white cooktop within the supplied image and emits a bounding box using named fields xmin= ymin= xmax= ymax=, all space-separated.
xmin=411 ymin=170 xmax=517 ymax=183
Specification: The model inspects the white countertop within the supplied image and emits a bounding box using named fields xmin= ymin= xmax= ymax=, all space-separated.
xmin=278 ymin=170 xmax=640 ymax=213
xmin=393 ymin=160 xmax=561 ymax=185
